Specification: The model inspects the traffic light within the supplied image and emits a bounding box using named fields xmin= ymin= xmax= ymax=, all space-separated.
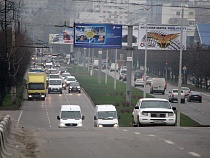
xmin=166 ymin=61 xmax=168 ymax=65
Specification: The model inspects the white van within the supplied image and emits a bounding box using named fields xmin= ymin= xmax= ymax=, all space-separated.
xmin=57 ymin=105 xmax=85 ymax=128
xmin=48 ymin=78 xmax=63 ymax=94
xmin=110 ymin=63 xmax=119 ymax=72
xmin=150 ymin=78 xmax=166 ymax=95
xmin=94 ymin=104 xmax=119 ymax=127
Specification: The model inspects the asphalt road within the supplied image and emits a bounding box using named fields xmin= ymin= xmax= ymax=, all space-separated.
xmin=1 ymin=88 xmax=209 ymax=158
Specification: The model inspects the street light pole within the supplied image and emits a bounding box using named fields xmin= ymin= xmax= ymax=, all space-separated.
xmin=143 ymin=8 xmax=148 ymax=98
xmin=177 ymin=1 xmax=184 ymax=127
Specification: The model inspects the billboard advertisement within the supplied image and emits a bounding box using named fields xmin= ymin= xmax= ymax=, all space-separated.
xmin=138 ymin=25 xmax=187 ymax=50
xmin=49 ymin=28 xmax=74 ymax=44
xmin=74 ymin=23 xmax=122 ymax=49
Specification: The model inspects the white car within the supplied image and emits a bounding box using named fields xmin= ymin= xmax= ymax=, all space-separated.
xmin=132 ymin=98 xmax=176 ymax=127
xmin=134 ymin=78 xmax=144 ymax=87
xmin=168 ymin=89 xmax=185 ymax=103
xmin=63 ymin=76 xmax=77 ymax=89
xmin=57 ymin=105 xmax=85 ymax=128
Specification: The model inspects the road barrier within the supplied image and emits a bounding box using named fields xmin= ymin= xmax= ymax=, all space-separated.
xmin=0 ymin=115 xmax=12 ymax=158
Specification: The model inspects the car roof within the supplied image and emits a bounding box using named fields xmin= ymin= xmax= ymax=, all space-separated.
xmin=95 ymin=104 xmax=116 ymax=111
xmin=139 ymin=98 xmax=169 ymax=102
xmin=61 ymin=105 xmax=81 ymax=111
xmin=49 ymin=78 xmax=62 ymax=81
xmin=66 ymin=76 xmax=75 ymax=78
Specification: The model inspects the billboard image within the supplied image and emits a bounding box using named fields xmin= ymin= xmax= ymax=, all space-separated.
xmin=74 ymin=23 xmax=122 ymax=49
xmin=138 ymin=25 xmax=187 ymax=50
xmin=49 ymin=28 xmax=74 ymax=44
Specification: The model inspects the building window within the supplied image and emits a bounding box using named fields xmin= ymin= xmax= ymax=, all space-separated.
xmin=189 ymin=12 xmax=194 ymax=15
xmin=189 ymin=20 xmax=195 ymax=26
xmin=176 ymin=12 xmax=180 ymax=16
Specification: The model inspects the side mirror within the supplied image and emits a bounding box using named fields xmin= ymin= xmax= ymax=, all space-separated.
xmin=172 ymin=107 xmax=176 ymax=111
xmin=57 ymin=116 xmax=60 ymax=120
xmin=134 ymin=106 xmax=139 ymax=109
xmin=94 ymin=116 xmax=97 ymax=120
xmin=82 ymin=116 xmax=85 ymax=120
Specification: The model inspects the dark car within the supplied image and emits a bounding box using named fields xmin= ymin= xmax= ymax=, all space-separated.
xmin=187 ymin=91 xmax=202 ymax=103
xmin=134 ymin=71 xmax=143 ymax=81
xmin=69 ymin=82 xmax=81 ymax=93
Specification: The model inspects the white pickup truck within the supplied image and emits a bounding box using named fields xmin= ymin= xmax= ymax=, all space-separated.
xmin=168 ymin=89 xmax=185 ymax=103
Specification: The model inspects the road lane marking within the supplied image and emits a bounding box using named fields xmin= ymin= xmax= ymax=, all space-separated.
xmin=45 ymin=101 xmax=52 ymax=127
xmin=164 ymin=140 xmax=175 ymax=145
xmin=16 ymin=110 xmax=23 ymax=127
xmin=188 ymin=152 xmax=201 ymax=157
xmin=122 ymin=129 xmax=128 ymax=132
xmin=134 ymin=132 xmax=140 ymax=135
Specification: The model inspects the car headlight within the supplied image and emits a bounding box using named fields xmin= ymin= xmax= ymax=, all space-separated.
xmin=41 ymin=95 xmax=45 ymax=98
xmin=59 ymin=122 xmax=66 ymax=127
xmin=98 ymin=124 xmax=103 ymax=127
xmin=77 ymin=122 xmax=83 ymax=127
xmin=69 ymin=86 xmax=72 ymax=89
xmin=77 ymin=86 xmax=80 ymax=89
xmin=141 ymin=112 xmax=148 ymax=116
xmin=28 ymin=95 xmax=32 ymax=97
xmin=168 ymin=112 xmax=175 ymax=117
xmin=113 ymin=124 xmax=119 ymax=127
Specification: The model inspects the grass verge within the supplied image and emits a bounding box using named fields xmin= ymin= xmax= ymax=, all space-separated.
xmin=69 ymin=65 xmax=201 ymax=127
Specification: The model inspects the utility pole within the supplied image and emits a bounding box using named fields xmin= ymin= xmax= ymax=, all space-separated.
xmin=126 ymin=25 xmax=133 ymax=105
xmin=98 ymin=50 xmax=102 ymax=83
xmin=10 ymin=3 xmax=16 ymax=104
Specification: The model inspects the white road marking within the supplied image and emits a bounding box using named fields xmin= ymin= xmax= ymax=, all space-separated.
xmin=45 ymin=101 xmax=52 ymax=127
xmin=122 ymin=129 xmax=128 ymax=132
xmin=134 ymin=132 xmax=140 ymax=135
xmin=164 ymin=140 xmax=175 ymax=145
xmin=177 ymin=146 xmax=184 ymax=150
xmin=147 ymin=134 xmax=156 ymax=137
xmin=16 ymin=110 xmax=23 ymax=127
xmin=188 ymin=152 xmax=201 ymax=157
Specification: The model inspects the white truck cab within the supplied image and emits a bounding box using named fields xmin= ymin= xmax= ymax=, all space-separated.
xmin=57 ymin=105 xmax=85 ymax=128
xmin=94 ymin=104 xmax=119 ymax=127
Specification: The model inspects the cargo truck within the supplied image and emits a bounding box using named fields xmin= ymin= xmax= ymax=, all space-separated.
xmin=27 ymin=72 xmax=47 ymax=100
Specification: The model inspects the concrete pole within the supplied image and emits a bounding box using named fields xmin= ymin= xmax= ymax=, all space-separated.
xmin=83 ymin=48 xmax=86 ymax=69
xmin=91 ymin=48 xmax=94 ymax=76
xmin=177 ymin=2 xmax=184 ymax=127
xmin=126 ymin=25 xmax=133 ymax=105
xmin=98 ymin=50 xmax=102 ymax=83
xmin=88 ymin=48 xmax=90 ymax=71
xmin=114 ymin=49 xmax=117 ymax=90
xmin=105 ymin=49 xmax=108 ymax=84
xmin=143 ymin=8 xmax=148 ymax=98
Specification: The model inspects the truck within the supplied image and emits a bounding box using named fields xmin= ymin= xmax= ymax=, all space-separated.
xmin=27 ymin=72 xmax=47 ymax=100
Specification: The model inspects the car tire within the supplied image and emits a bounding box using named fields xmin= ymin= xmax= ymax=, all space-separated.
xmin=199 ymin=100 xmax=202 ymax=103
xmin=69 ymin=90 xmax=71 ymax=93
xmin=188 ymin=99 xmax=191 ymax=102
xmin=181 ymin=100 xmax=185 ymax=104
xmin=79 ymin=91 xmax=81 ymax=93
xmin=48 ymin=90 xmax=50 ymax=94
xmin=60 ymin=91 xmax=62 ymax=94
xmin=137 ymin=116 xmax=143 ymax=127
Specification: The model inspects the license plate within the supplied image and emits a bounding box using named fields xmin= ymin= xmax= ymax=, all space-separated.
xmin=154 ymin=120 xmax=163 ymax=124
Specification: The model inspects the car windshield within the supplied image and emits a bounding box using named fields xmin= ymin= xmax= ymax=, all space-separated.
xmin=141 ymin=100 xmax=171 ymax=109
xmin=121 ymin=70 xmax=127 ymax=74
xmin=181 ymin=87 xmax=190 ymax=91
xmin=49 ymin=80 xmax=61 ymax=85
xmin=98 ymin=111 xmax=117 ymax=119
xmin=173 ymin=90 xmax=183 ymax=93
xmin=50 ymin=75 xmax=59 ymax=78
xmin=28 ymin=83 xmax=44 ymax=90
xmin=67 ymin=78 xmax=76 ymax=81
xmin=61 ymin=111 xmax=81 ymax=119
xmin=62 ymin=73 xmax=70 ymax=77
xmin=192 ymin=91 xmax=201 ymax=95
xmin=70 ymin=82 xmax=80 ymax=86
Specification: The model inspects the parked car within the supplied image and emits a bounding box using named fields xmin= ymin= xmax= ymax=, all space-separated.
xmin=134 ymin=71 xmax=143 ymax=81
xmin=181 ymin=87 xmax=191 ymax=97
xmin=187 ymin=91 xmax=202 ymax=103
xmin=69 ymin=82 xmax=81 ymax=93
xmin=168 ymin=89 xmax=185 ymax=103
xmin=132 ymin=98 xmax=176 ymax=127
xmin=146 ymin=77 xmax=152 ymax=86
xmin=134 ymin=78 xmax=144 ymax=87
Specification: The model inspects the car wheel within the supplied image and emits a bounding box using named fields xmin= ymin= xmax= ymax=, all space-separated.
xmin=79 ymin=91 xmax=81 ymax=93
xmin=199 ymin=100 xmax=202 ymax=103
xmin=188 ymin=99 xmax=191 ymax=102
xmin=181 ymin=100 xmax=185 ymax=104
xmin=69 ymin=90 xmax=71 ymax=93
xmin=60 ymin=91 xmax=62 ymax=94
xmin=137 ymin=116 xmax=143 ymax=127
xmin=162 ymin=91 xmax=165 ymax=95
xmin=132 ymin=116 xmax=137 ymax=127
xmin=48 ymin=90 xmax=50 ymax=94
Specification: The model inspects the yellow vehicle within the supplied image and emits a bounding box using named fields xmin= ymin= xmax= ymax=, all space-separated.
xmin=27 ymin=72 xmax=47 ymax=100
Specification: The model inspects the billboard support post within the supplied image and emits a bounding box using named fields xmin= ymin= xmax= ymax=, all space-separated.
xmin=114 ymin=49 xmax=117 ymax=90
xmin=83 ymin=48 xmax=86 ymax=69
xmin=88 ymin=48 xmax=90 ymax=72
xmin=126 ymin=25 xmax=133 ymax=105
xmin=98 ymin=50 xmax=102 ymax=83
xmin=105 ymin=49 xmax=108 ymax=84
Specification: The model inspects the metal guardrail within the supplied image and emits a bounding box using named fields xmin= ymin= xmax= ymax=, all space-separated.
xmin=0 ymin=115 xmax=12 ymax=158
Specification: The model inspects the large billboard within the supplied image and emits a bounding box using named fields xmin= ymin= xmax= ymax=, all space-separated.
xmin=74 ymin=23 xmax=122 ymax=49
xmin=138 ymin=25 xmax=187 ymax=50
xmin=49 ymin=28 xmax=74 ymax=44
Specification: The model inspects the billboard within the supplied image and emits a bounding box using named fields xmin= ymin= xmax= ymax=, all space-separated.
xmin=49 ymin=28 xmax=74 ymax=44
xmin=74 ymin=23 xmax=122 ymax=49
xmin=138 ymin=25 xmax=187 ymax=50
